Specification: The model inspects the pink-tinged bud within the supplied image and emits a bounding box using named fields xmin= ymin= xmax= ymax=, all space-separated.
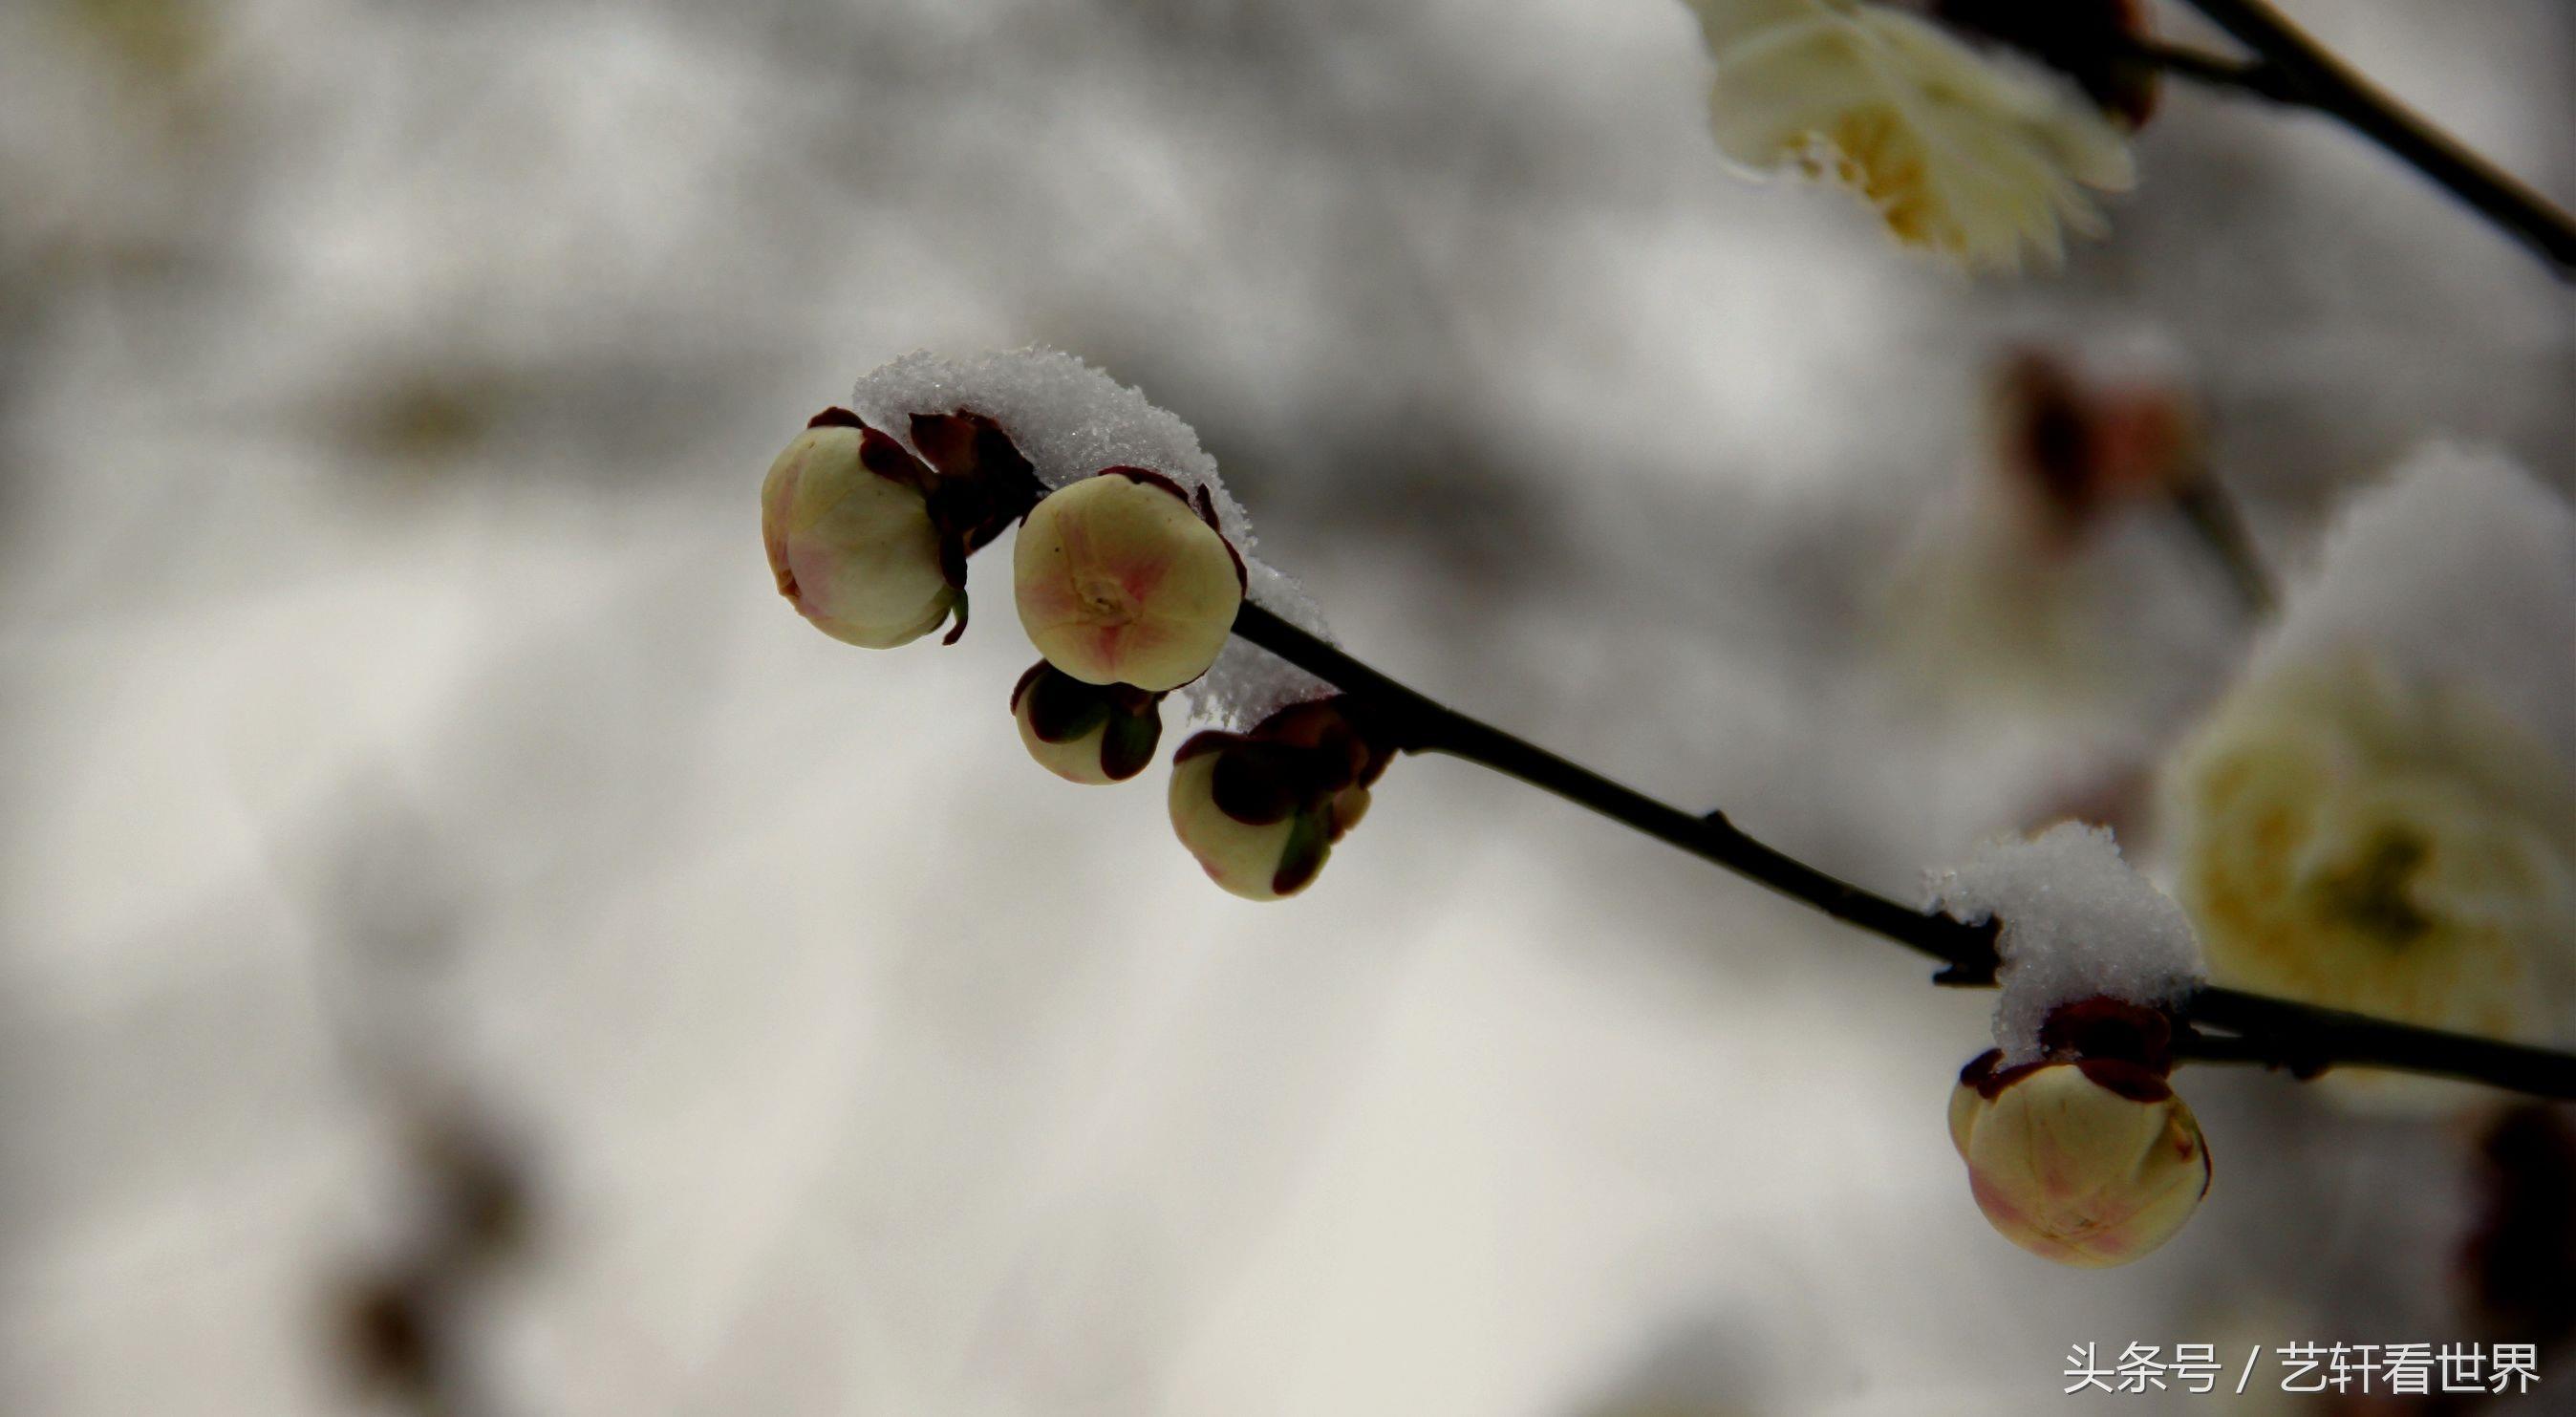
xmin=762 ymin=411 xmax=956 ymax=648
xmin=1014 ymin=469 xmax=1246 ymax=693
xmin=1010 ymin=661 xmax=1165 ymax=785
xmin=1167 ymin=698 xmax=1389 ymax=901
xmin=762 ymin=406 xmax=1042 ymax=649
xmin=1950 ymin=1049 xmax=2210 ymax=1267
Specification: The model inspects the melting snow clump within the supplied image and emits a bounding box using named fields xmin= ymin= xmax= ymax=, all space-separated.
xmin=1928 ymin=822 xmax=2204 ymax=1063
xmin=849 ymin=348 xmax=1333 ymax=727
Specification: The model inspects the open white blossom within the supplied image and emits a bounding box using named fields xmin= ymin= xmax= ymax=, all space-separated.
xmin=2162 ymin=448 xmax=2576 ymax=1061
xmin=1682 ymin=0 xmax=2136 ymax=270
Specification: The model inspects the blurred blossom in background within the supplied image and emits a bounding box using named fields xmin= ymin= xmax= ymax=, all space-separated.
xmin=3 ymin=0 xmax=2573 ymax=1413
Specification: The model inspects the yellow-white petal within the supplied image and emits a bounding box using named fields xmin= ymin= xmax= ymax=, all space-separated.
xmin=1684 ymin=0 xmax=2136 ymax=271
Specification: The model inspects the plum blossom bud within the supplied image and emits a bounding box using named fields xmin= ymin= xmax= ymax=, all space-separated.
xmin=1948 ymin=998 xmax=2209 ymax=1267
xmin=1168 ymin=697 xmax=1389 ymax=901
xmin=762 ymin=407 xmax=1042 ymax=649
xmin=762 ymin=411 xmax=955 ymax=648
xmin=1010 ymin=661 xmax=1166 ymax=785
xmin=1015 ymin=469 xmax=1246 ymax=693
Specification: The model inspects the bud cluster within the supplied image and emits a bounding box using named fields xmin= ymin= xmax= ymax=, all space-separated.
xmin=761 ymin=401 xmax=1393 ymax=900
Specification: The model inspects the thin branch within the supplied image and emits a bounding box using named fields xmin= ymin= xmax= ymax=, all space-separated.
xmin=1229 ymin=601 xmax=2576 ymax=1101
xmin=2116 ymin=36 xmax=2299 ymax=103
xmin=2169 ymin=475 xmax=2274 ymax=615
xmin=2153 ymin=0 xmax=2576 ymax=280
xmin=2184 ymin=988 xmax=2576 ymax=1097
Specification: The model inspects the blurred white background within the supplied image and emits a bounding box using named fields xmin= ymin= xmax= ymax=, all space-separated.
xmin=2 ymin=0 xmax=2571 ymax=1412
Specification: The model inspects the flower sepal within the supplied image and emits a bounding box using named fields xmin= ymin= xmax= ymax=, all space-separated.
xmin=1010 ymin=660 xmax=1168 ymax=785
xmin=1168 ymin=696 xmax=1391 ymax=900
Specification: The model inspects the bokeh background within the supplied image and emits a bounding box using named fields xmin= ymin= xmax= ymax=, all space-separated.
xmin=3 ymin=0 xmax=2572 ymax=1412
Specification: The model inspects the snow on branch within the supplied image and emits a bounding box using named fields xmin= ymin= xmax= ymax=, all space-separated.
xmin=1929 ymin=822 xmax=2204 ymax=1063
xmin=850 ymin=349 xmax=1333 ymax=727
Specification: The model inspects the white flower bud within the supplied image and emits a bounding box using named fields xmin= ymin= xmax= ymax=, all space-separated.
xmin=761 ymin=414 xmax=955 ymax=648
xmin=1951 ymin=1052 xmax=2210 ymax=1267
xmin=1014 ymin=470 xmax=1245 ymax=693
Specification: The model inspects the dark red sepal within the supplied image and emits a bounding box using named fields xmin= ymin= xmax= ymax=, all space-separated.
xmin=1173 ymin=729 xmax=1235 ymax=765
xmin=1017 ymin=663 xmax=1113 ymax=743
xmin=2038 ymin=996 xmax=2176 ymax=1076
xmin=857 ymin=426 xmax=937 ymax=496
xmin=1098 ymin=706 xmax=1164 ymax=783
xmin=2072 ymin=1057 xmax=2175 ymax=1104
xmin=1209 ymin=741 xmax=1309 ymax=826
xmin=1010 ymin=661 xmax=1051 ymax=714
xmin=913 ymin=411 xmax=1042 ymax=557
xmin=1014 ymin=661 xmax=1167 ymax=772
xmin=1972 ymin=1058 xmax=2052 ymax=1101
xmin=1190 ymin=484 xmax=1250 ymax=592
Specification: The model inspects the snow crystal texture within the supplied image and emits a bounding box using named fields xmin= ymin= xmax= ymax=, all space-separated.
xmin=1927 ymin=822 xmax=2204 ymax=1064
xmin=849 ymin=349 xmax=1333 ymax=727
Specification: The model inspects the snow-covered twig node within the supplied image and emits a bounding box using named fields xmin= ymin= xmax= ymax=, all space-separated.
xmin=1928 ymin=822 xmax=2204 ymax=1064
xmin=848 ymin=349 xmax=1333 ymax=727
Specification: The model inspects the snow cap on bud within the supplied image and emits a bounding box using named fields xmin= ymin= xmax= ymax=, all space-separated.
xmin=762 ymin=407 xmax=1041 ymax=648
xmin=1015 ymin=469 xmax=1246 ymax=693
xmin=1948 ymin=998 xmax=2209 ymax=1267
xmin=1010 ymin=661 xmax=1166 ymax=785
xmin=762 ymin=411 xmax=955 ymax=648
xmin=1169 ymin=697 xmax=1388 ymax=901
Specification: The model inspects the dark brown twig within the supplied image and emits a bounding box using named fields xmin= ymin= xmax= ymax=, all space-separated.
xmin=1230 ymin=601 xmax=2576 ymax=1100
xmin=2146 ymin=0 xmax=2576 ymax=280
xmin=2169 ymin=475 xmax=2274 ymax=615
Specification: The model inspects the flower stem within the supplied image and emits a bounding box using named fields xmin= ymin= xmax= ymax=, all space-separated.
xmin=2169 ymin=476 xmax=2274 ymax=615
xmin=2153 ymin=0 xmax=2576 ymax=280
xmin=1228 ymin=601 xmax=2576 ymax=1100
